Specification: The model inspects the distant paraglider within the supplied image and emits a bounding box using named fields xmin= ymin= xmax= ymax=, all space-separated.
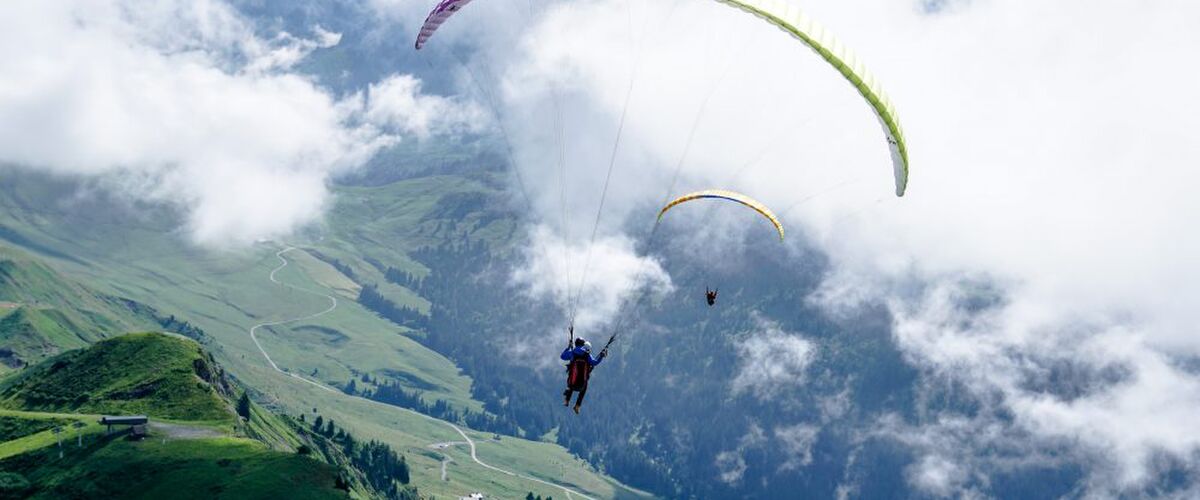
xmin=658 ymin=189 xmax=779 ymax=308
xmin=658 ymin=189 xmax=784 ymax=241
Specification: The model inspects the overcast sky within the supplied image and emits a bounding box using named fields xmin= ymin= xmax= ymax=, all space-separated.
xmin=2 ymin=0 xmax=1198 ymax=495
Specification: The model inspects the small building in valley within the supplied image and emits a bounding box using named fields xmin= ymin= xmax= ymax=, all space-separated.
xmin=99 ymin=415 xmax=149 ymax=435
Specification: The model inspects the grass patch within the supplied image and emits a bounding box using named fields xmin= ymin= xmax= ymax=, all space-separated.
xmin=0 ymin=410 xmax=103 ymax=460
xmin=0 ymin=415 xmax=71 ymax=442
xmin=0 ymin=433 xmax=345 ymax=499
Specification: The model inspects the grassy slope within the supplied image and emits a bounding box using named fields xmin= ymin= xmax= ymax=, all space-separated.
xmin=330 ymin=175 xmax=518 ymax=258
xmin=288 ymin=250 xmax=363 ymax=300
xmin=0 ymin=409 xmax=105 ymax=461
xmin=0 ymin=414 xmax=71 ymax=442
xmin=0 ymin=245 xmax=158 ymax=370
xmin=0 ymin=307 xmax=87 ymax=375
xmin=0 ymin=172 xmax=650 ymax=499
xmin=0 ymin=336 xmax=355 ymax=499
xmin=0 ymin=413 xmax=344 ymax=500
xmin=0 ymin=333 xmax=232 ymax=421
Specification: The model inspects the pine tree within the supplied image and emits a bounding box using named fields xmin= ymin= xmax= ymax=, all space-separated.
xmin=236 ymin=392 xmax=252 ymax=419
xmin=398 ymin=455 xmax=409 ymax=484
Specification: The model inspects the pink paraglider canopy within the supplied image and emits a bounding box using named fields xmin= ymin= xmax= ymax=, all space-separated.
xmin=414 ymin=0 xmax=474 ymax=49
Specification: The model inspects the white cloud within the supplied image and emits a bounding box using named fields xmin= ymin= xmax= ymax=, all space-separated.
xmin=313 ymin=25 xmax=343 ymax=48
xmin=511 ymin=225 xmax=672 ymax=336
xmin=0 ymin=0 xmax=477 ymax=247
xmin=908 ymin=454 xmax=969 ymax=499
xmin=872 ymin=412 xmax=1026 ymax=499
xmin=887 ymin=277 xmax=1200 ymax=492
xmin=715 ymin=422 xmax=767 ymax=485
xmin=731 ymin=315 xmax=816 ymax=399
xmin=361 ymin=74 xmax=488 ymax=139
xmin=775 ymin=423 xmax=820 ymax=471
xmin=715 ymin=421 xmax=825 ymax=485
xmin=714 ymin=450 xmax=748 ymax=485
xmin=243 ymin=28 xmax=343 ymax=74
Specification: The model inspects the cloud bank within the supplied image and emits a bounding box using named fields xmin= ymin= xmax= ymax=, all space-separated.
xmin=0 ymin=0 xmax=480 ymax=247
xmin=511 ymin=225 xmax=672 ymax=335
xmin=731 ymin=315 xmax=816 ymax=400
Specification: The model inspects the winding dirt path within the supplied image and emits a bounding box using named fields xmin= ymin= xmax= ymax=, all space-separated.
xmin=248 ymin=248 xmax=340 ymax=394
xmin=441 ymin=455 xmax=454 ymax=481
xmin=249 ymin=247 xmax=590 ymax=500
xmin=149 ymin=422 xmax=223 ymax=440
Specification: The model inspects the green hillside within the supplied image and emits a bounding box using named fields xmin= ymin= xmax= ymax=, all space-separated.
xmin=0 ymin=413 xmax=70 ymax=442
xmin=0 ymin=245 xmax=158 ymax=371
xmin=0 ymin=333 xmax=233 ymax=421
xmin=0 ymin=334 xmax=416 ymax=499
xmin=0 ymin=413 xmax=345 ymax=500
xmin=0 ymin=307 xmax=86 ymax=374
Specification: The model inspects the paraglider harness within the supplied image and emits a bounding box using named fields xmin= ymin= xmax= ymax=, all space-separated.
xmin=565 ymin=327 xmax=613 ymax=390
xmin=565 ymin=353 xmax=591 ymax=390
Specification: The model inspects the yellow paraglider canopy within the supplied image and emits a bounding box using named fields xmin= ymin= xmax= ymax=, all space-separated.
xmin=713 ymin=0 xmax=909 ymax=196
xmin=658 ymin=189 xmax=784 ymax=240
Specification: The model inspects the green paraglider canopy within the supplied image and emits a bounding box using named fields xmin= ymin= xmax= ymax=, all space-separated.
xmin=714 ymin=0 xmax=909 ymax=196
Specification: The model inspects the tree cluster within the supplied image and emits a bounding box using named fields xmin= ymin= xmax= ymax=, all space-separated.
xmin=358 ymin=284 xmax=426 ymax=329
xmin=384 ymin=267 xmax=423 ymax=290
xmin=307 ymin=413 xmax=413 ymax=499
xmin=309 ymin=251 xmax=357 ymax=281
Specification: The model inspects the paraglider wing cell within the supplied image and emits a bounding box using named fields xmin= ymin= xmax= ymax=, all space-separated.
xmin=658 ymin=189 xmax=785 ymax=240
xmin=415 ymin=0 xmax=475 ymax=49
xmin=712 ymin=0 xmax=909 ymax=196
